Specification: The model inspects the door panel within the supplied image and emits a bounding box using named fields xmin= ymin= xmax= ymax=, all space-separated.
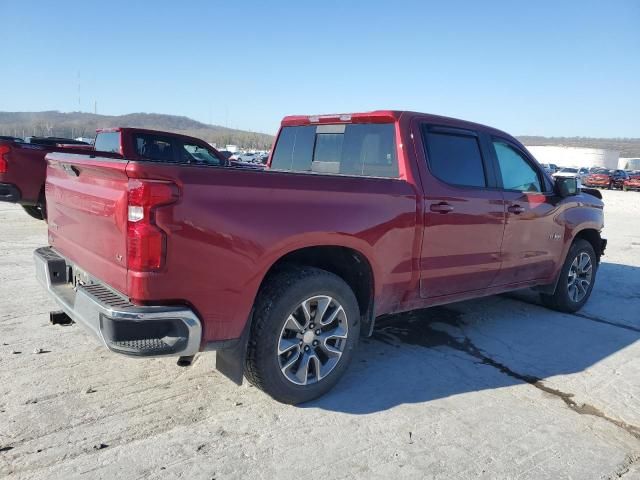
xmin=414 ymin=122 xmax=506 ymax=298
xmin=421 ymin=190 xmax=505 ymax=297
xmin=494 ymin=192 xmax=561 ymax=284
xmin=489 ymin=138 xmax=563 ymax=285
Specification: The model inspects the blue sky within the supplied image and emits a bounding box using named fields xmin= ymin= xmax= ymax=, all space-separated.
xmin=1 ymin=0 xmax=638 ymax=137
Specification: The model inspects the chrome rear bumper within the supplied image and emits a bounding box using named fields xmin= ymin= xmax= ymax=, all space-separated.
xmin=34 ymin=246 xmax=202 ymax=357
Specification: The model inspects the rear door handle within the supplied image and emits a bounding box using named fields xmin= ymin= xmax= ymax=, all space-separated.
xmin=508 ymin=204 xmax=525 ymax=214
xmin=430 ymin=202 xmax=454 ymax=214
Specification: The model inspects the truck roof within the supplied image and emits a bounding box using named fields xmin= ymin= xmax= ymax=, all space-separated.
xmin=281 ymin=110 xmax=517 ymax=143
xmin=96 ymin=127 xmax=213 ymax=147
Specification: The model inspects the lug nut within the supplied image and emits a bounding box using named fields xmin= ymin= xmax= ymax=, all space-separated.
xmin=304 ymin=345 xmax=310 ymax=351
xmin=315 ymin=330 xmax=321 ymax=335
xmin=309 ymin=323 xmax=315 ymax=329
xmin=312 ymin=340 xmax=318 ymax=346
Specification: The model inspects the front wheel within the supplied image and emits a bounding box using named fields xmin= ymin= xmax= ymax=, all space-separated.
xmin=541 ymin=239 xmax=597 ymax=313
xmin=245 ymin=267 xmax=360 ymax=404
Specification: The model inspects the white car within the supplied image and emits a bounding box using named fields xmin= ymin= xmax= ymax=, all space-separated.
xmin=232 ymin=152 xmax=260 ymax=163
xmin=553 ymin=167 xmax=589 ymax=186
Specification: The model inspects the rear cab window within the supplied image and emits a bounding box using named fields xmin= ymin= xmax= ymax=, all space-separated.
xmin=136 ymin=134 xmax=177 ymax=162
xmin=270 ymin=123 xmax=398 ymax=178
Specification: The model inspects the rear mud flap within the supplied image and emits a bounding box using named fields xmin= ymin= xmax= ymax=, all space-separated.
xmin=215 ymin=318 xmax=251 ymax=385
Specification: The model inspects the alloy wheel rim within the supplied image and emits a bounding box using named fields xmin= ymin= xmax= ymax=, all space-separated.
xmin=567 ymin=252 xmax=593 ymax=302
xmin=277 ymin=295 xmax=348 ymax=386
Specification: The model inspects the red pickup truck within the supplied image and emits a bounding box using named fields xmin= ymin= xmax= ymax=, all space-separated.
xmin=0 ymin=137 xmax=92 ymax=219
xmin=34 ymin=111 xmax=606 ymax=404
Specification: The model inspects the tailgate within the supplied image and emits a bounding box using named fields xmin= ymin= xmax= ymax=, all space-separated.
xmin=46 ymin=153 xmax=129 ymax=294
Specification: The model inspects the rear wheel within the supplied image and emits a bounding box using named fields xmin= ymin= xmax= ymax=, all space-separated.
xmin=541 ymin=239 xmax=597 ymax=313
xmin=21 ymin=205 xmax=44 ymax=220
xmin=245 ymin=267 xmax=360 ymax=404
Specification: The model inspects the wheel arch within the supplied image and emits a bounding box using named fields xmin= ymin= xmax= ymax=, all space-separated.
xmin=537 ymin=227 xmax=604 ymax=295
xmin=257 ymin=245 xmax=376 ymax=337
xmin=574 ymin=228 xmax=604 ymax=262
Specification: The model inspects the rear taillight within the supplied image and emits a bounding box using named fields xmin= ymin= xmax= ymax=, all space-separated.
xmin=0 ymin=145 xmax=10 ymax=173
xmin=127 ymin=179 xmax=179 ymax=271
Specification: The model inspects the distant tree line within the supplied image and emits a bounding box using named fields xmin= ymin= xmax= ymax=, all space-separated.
xmin=0 ymin=111 xmax=275 ymax=149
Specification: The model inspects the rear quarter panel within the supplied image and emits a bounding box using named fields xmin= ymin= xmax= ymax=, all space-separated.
xmin=125 ymin=162 xmax=419 ymax=342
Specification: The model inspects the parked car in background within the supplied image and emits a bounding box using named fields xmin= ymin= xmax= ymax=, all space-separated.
xmin=610 ymin=169 xmax=629 ymax=190
xmin=0 ymin=135 xmax=24 ymax=143
xmin=623 ymin=171 xmax=640 ymax=191
xmin=541 ymin=163 xmax=559 ymax=174
xmin=24 ymin=136 xmax=90 ymax=147
xmin=0 ymin=129 xmax=239 ymax=221
xmin=583 ymin=169 xmax=613 ymax=189
xmin=0 ymin=136 xmax=92 ymax=219
xmin=35 ymin=110 xmax=606 ymax=404
xmin=232 ymin=152 xmax=260 ymax=163
xmin=553 ymin=167 xmax=580 ymax=184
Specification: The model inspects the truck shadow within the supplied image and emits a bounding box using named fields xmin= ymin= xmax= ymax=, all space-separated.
xmin=306 ymin=262 xmax=640 ymax=414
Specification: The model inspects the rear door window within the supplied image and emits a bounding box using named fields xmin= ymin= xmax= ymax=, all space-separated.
xmin=422 ymin=129 xmax=487 ymax=188
xmin=270 ymin=123 xmax=398 ymax=178
xmin=94 ymin=132 xmax=121 ymax=154
xmin=180 ymin=143 xmax=224 ymax=165
xmin=135 ymin=134 xmax=177 ymax=162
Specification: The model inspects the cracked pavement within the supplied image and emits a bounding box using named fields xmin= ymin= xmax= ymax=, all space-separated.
xmin=1 ymin=190 xmax=639 ymax=479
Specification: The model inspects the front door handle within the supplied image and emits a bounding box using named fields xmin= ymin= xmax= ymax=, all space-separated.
xmin=508 ymin=204 xmax=525 ymax=214
xmin=430 ymin=202 xmax=454 ymax=214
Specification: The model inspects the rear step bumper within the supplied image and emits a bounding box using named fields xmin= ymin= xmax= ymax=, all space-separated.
xmin=34 ymin=246 xmax=202 ymax=357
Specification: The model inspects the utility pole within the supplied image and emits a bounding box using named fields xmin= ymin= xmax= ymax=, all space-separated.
xmin=77 ymin=71 xmax=81 ymax=112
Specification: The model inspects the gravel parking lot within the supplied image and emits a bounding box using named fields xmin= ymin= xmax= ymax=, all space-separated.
xmin=1 ymin=190 xmax=638 ymax=480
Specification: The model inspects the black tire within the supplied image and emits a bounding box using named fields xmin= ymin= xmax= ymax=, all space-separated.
xmin=21 ymin=205 xmax=44 ymax=220
xmin=245 ymin=266 xmax=360 ymax=404
xmin=608 ymin=182 xmax=612 ymax=190
xmin=540 ymin=239 xmax=597 ymax=313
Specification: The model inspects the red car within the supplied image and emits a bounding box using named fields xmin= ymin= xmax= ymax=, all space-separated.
xmin=34 ymin=111 xmax=606 ymax=404
xmin=583 ymin=169 xmax=612 ymax=189
xmin=623 ymin=172 xmax=640 ymax=191
xmin=0 ymin=137 xmax=91 ymax=219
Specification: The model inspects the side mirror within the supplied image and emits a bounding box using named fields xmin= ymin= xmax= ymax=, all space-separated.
xmin=555 ymin=176 xmax=578 ymax=197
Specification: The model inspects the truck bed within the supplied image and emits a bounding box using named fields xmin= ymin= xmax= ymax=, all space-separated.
xmin=45 ymin=153 xmax=419 ymax=343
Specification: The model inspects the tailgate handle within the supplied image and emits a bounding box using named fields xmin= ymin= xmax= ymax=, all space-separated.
xmin=62 ymin=164 xmax=80 ymax=177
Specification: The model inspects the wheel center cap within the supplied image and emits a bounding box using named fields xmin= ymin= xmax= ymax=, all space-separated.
xmin=303 ymin=331 xmax=315 ymax=344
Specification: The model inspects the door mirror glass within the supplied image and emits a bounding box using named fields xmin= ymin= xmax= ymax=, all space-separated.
xmin=555 ymin=176 xmax=578 ymax=197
